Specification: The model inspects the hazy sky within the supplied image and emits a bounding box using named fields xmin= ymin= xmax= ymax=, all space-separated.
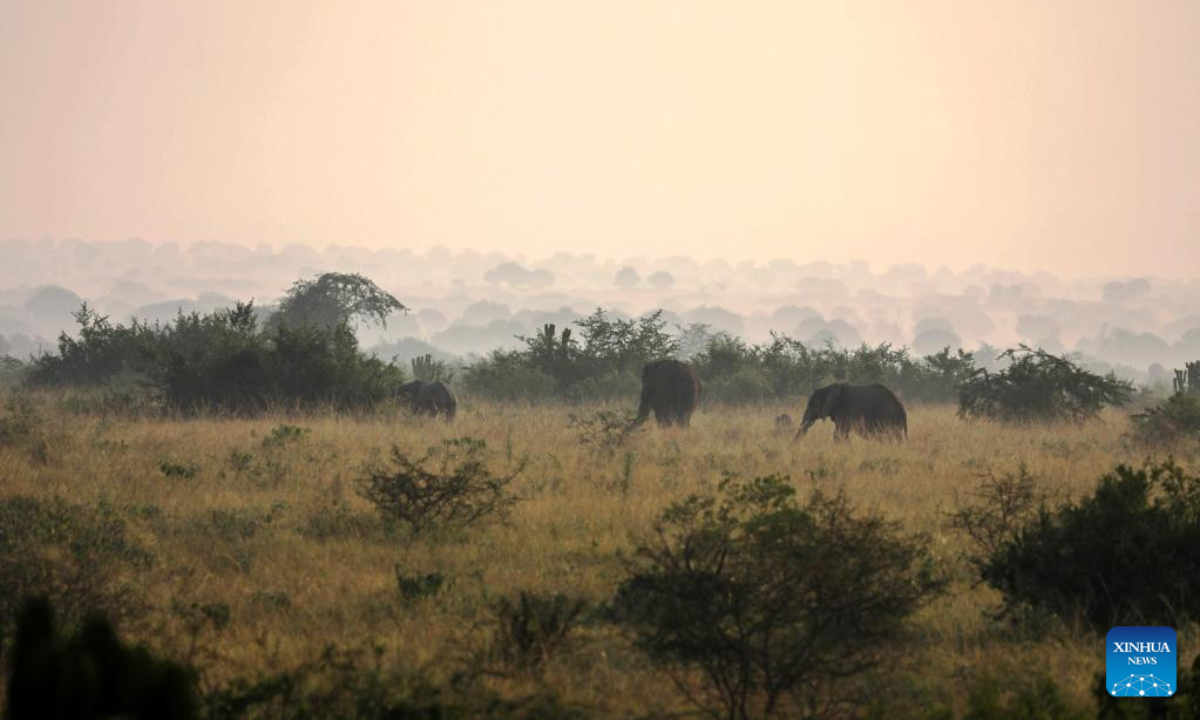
xmin=2 ymin=1 xmax=1197 ymax=277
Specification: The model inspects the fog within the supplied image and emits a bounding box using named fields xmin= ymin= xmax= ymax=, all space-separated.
xmin=2 ymin=238 xmax=1196 ymax=383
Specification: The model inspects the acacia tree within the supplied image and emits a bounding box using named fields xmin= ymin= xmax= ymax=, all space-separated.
xmin=271 ymin=272 xmax=406 ymax=332
xmin=957 ymin=345 xmax=1132 ymax=423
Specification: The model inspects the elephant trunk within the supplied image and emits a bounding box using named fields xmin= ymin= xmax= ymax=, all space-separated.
xmin=793 ymin=418 xmax=816 ymax=442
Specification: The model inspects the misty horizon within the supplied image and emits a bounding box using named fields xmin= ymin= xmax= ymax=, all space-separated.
xmin=2 ymin=237 xmax=1197 ymax=384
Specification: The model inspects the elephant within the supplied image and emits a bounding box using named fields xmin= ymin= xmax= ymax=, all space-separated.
xmin=794 ymin=383 xmax=906 ymax=441
xmin=635 ymin=359 xmax=701 ymax=428
xmin=396 ymin=380 xmax=457 ymax=420
xmin=775 ymin=413 xmax=795 ymax=433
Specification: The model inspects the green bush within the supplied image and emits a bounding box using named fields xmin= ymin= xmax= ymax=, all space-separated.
xmin=958 ymin=346 xmax=1132 ymax=423
xmin=980 ymin=460 xmax=1200 ymax=631
xmin=0 ymin=392 xmax=53 ymax=463
xmin=26 ymin=299 xmax=405 ymax=413
xmin=1131 ymin=394 xmax=1200 ymax=445
xmin=0 ymin=496 xmax=152 ymax=638
xmin=356 ymin=438 xmax=522 ymax=535
xmin=948 ymin=465 xmax=1054 ymax=565
xmin=611 ymin=475 xmax=944 ymax=719
xmin=24 ymin=304 xmax=158 ymax=387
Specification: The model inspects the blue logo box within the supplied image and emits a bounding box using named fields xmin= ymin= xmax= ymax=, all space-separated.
xmin=1107 ymin=626 xmax=1177 ymax=697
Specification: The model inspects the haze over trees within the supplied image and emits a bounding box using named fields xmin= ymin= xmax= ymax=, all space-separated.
xmin=1 ymin=239 xmax=1198 ymax=383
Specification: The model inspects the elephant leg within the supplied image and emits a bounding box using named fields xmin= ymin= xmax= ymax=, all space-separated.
xmin=835 ymin=423 xmax=851 ymax=442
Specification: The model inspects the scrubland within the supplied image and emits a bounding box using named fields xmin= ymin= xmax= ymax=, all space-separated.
xmin=1 ymin=393 xmax=1196 ymax=717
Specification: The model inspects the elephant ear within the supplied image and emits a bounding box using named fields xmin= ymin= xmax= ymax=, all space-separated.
xmin=820 ymin=384 xmax=844 ymax=416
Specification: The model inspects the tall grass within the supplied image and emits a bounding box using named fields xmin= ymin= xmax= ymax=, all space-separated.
xmin=0 ymin=391 xmax=1196 ymax=715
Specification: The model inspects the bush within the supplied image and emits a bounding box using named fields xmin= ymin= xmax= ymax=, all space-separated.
xmin=980 ymin=460 xmax=1200 ymax=631
xmin=948 ymin=465 xmax=1054 ymax=564
xmin=0 ymin=392 xmax=53 ymax=463
xmin=1131 ymin=394 xmax=1200 ymax=445
xmin=395 ymin=567 xmax=446 ymax=602
xmin=0 ymin=496 xmax=152 ymax=634
xmin=356 ymin=438 xmax=522 ymax=535
xmin=26 ymin=297 xmax=407 ymax=414
xmin=204 ymin=645 xmax=587 ymax=719
xmin=0 ymin=356 xmax=26 ymax=388
xmin=490 ymin=590 xmax=587 ymax=673
xmin=24 ymin=303 xmax=158 ymax=387
xmin=611 ymin=475 xmax=944 ymax=719
xmin=5 ymin=597 xmax=197 ymax=720
xmin=958 ymin=346 xmax=1132 ymax=423
xmin=460 ymin=351 xmax=557 ymax=404
xmin=567 ymin=409 xmax=643 ymax=454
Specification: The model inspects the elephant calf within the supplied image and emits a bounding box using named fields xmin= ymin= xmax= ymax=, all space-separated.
xmin=635 ymin=359 xmax=701 ymax=428
xmin=396 ymin=380 xmax=457 ymax=420
xmin=795 ymin=383 xmax=906 ymax=441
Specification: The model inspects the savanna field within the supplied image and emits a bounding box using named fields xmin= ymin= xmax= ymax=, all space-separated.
xmin=4 ymin=392 xmax=1197 ymax=717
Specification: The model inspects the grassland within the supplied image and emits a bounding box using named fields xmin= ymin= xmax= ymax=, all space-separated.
xmin=1 ymin=393 xmax=1196 ymax=716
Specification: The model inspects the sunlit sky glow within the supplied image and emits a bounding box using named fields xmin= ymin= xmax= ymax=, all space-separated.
xmin=1 ymin=1 xmax=1197 ymax=277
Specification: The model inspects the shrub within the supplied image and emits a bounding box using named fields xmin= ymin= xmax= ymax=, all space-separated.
xmin=356 ymin=438 xmax=522 ymax=534
xmin=261 ymin=423 xmax=310 ymax=449
xmin=24 ymin=303 xmax=158 ymax=387
xmin=5 ymin=597 xmax=197 ymax=720
xmin=0 ymin=496 xmax=151 ymax=634
xmin=0 ymin=392 xmax=52 ymax=463
xmin=567 ymin=409 xmax=643 ymax=454
xmin=958 ymin=674 xmax=1087 ymax=720
xmin=0 ymin=355 xmax=26 ymax=388
xmin=204 ymin=645 xmax=588 ymax=718
xmin=980 ymin=460 xmax=1200 ymax=631
xmin=1131 ymin=394 xmax=1200 ymax=446
xmin=611 ymin=475 xmax=944 ymax=719
xmin=948 ymin=465 xmax=1055 ymax=564
xmin=395 ymin=567 xmax=446 ymax=602
xmin=159 ymin=460 xmax=199 ymax=480
xmin=490 ymin=590 xmax=587 ymax=673
xmin=460 ymin=351 xmax=557 ymax=404
xmin=26 ymin=297 xmax=406 ymax=413
xmin=958 ymin=346 xmax=1132 ymax=423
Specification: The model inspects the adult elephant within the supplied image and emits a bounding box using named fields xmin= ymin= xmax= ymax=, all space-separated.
xmin=794 ymin=383 xmax=906 ymax=441
xmin=397 ymin=380 xmax=457 ymax=420
xmin=635 ymin=359 xmax=701 ymax=428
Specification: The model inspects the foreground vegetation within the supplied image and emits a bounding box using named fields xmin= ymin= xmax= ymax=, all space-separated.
xmin=3 ymin=391 xmax=1200 ymax=717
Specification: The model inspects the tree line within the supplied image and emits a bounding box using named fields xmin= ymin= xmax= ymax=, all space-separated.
xmin=4 ymin=272 xmax=1149 ymax=423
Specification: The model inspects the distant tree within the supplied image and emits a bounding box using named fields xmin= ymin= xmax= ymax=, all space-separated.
xmin=483 ymin=262 xmax=555 ymax=288
xmin=646 ymin=271 xmax=676 ymax=290
xmin=23 ymin=286 xmax=84 ymax=330
xmin=958 ymin=346 xmax=1133 ymax=423
xmin=614 ymin=266 xmax=641 ymax=288
xmin=1101 ymin=278 xmax=1151 ymax=304
xmin=271 ymin=272 xmax=406 ymax=331
xmin=913 ymin=328 xmax=961 ymax=356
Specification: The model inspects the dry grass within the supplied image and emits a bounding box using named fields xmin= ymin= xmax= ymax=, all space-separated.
xmin=1 ymin=393 xmax=1197 ymax=716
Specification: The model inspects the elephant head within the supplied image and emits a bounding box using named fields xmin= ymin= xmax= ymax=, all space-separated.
xmin=396 ymin=380 xmax=423 ymax=401
xmin=796 ymin=383 xmax=844 ymax=439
